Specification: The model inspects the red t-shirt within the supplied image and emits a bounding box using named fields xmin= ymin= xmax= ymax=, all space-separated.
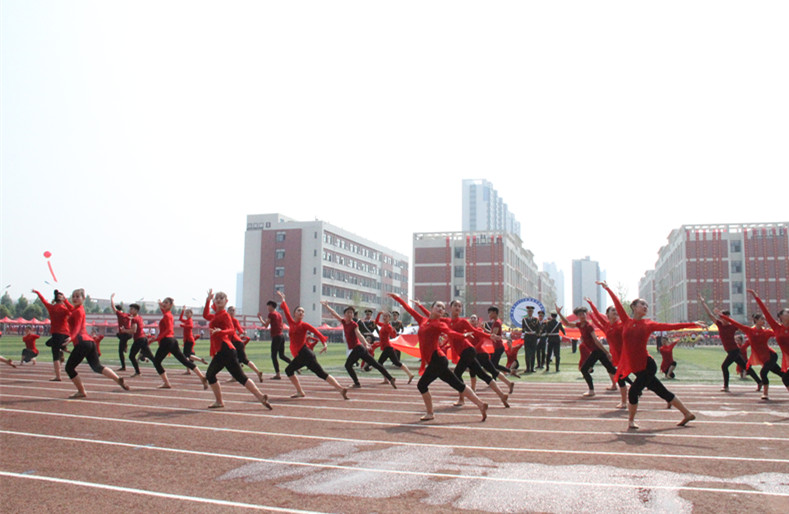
xmin=202 ymin=300 xmax=235 ymax=357
xmin=268 ymin=311 xmax=283 ymax=337
xmin=341 ymin=318 xmax=362 ymax=349
xmin=131 ymin=315 xmax=145 ymax=340
xmin=488 ymin=318 xmax=504 ymax=349
xmin=721 ymin=315 xmax=775 ymax=366
xmin=619 ymin=319 xmax=697 ymax=377
xmin=280 ymin=301 xmax=327 ymax=357
xmin=115 ymin=310 xmax=131 ymax=330
xmin=179 ymin=312 xmax=194 ymax=343
xmin=68 ymin=306 xmax=93 ymax=344
xmin=156 ymin=310 xmax=174 ymax=342
xmin=659 ymin=342 xmax=678 ymax=373
xmin=375 ymin=313 xmax=397 ymax=350
xmin=94 ymin=334 xmax=104 ymax=356
xmin=715 ymin=321 xmax=739 ymax=352
xmin=578 ymin=321 xmax=597 ymax=353
xmin=23 ymin=334 xmax=40 ymax=354
xmin=34 ymin=290 xmax=73 ymax=335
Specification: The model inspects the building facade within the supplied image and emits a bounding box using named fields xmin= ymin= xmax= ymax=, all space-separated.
xmin=242 ymin=214 xmax=409 ymax=325
xmin=462 ymin=179 xmax=521 ymax=238
xmin=412 ymin=231 xmax=545 ymax=319
xmin=572 ymin=256 xmax=604 ymax=310
xmin=542 ymin=262 xmax=565 ymax=308
xmin=639 ymin=222 xmax=789 ymax=323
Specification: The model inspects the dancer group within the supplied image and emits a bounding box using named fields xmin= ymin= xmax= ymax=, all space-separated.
xmin=4 ymin=281 xmax=788 ymax=430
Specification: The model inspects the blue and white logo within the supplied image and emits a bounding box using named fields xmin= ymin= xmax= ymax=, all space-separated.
xmin=510 ymin=297 xmax=545 ymax=326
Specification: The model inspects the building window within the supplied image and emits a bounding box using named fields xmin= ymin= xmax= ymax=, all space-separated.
xmin=276 ymin=231 xmax=286 ymax=242
xmin=274 ymin=284 xmax=284 ymax=293
xmin=733 ymin=302 xmax=744 ymax=315
xmin=313 ymin=285 xmax=316 ymax=293
xmin=730 ymin=240 xmax=741 ymax=253
xmin=731 ymin=261 xmax=742 ymax=273
xmin=454 ymin=248 xmax=464 ymax=259
xmin=274 ymin=267 xmax=285 ymax=277
xmin=313 ymin=267 xmax=317 ymax=275
xmin=275 ymin=249 xmax=285 ymax=260
xmin=454 ymin=266 xmax=464 ymax=278
xmin=732 ymin=281 xmax=743 ymax=294
xmin=265 ymin=222 xmax=271 ymax=228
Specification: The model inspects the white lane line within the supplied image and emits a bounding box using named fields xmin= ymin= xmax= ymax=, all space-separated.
xmin=0 ymin=470 xmax=330 ymax=513
xmin=1 ymin=430 xmax=787 ymax=498
xmin=2 ymin=392 xmax=786 ymax=443
xmin=2 ymin=407 xmax=787 ymax=465
xmin=3 ymin=383 xmax=784 ymax=431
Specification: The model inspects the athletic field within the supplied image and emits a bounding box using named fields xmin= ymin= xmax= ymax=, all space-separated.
xmin=1 ymin=337 xmax=787 ymax=513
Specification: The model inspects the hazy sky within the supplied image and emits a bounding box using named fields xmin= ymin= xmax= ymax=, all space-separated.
xmin=2 ymin=1 xmax=787 ymax=311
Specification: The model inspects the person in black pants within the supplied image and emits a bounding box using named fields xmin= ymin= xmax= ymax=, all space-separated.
xmin=125 ymin=303 xmax=156 ymax=377
xmin=543 ymin=313 xmax=565 ymax=372
xmin=521 ymin=306 xmax=540 ymax=372
xmin=535 ymin=310 xmax=547 ymax=369
xmin=258 ymin=301 xmax=291 ymax=380
xmin=110 ymin=294 xmax=132 ymax=372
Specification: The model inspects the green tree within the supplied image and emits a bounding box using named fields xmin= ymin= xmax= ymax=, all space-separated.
xmin=22 ymin=304 xmax=44 ymax=321
xmin=1 ymin=292 xmax=13 ymax=312
xmin=15 ymin=295 xmax=29 ymax=318
xmin=0 ymin=304 xmax=12 ymax=319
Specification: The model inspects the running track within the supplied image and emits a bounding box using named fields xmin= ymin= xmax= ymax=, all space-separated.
xmin=1 ymin=365 xmax=788 ymax=513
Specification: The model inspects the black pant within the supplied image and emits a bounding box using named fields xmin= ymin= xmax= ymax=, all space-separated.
xmin=345 ymin=344 xmax=392 ymax=386
xmin=580 ymin=349 xmax=617 ymax=390
xmin=720 ymin=349 xmax=760 ymax=388
xmin=629 ymin=357 xmax=675 ymax=405
xmin=65 ymin=338 xmax=105 ymax=379
xmin=546 ymin=339 xmax=561 ymax=371
xmin=21 ymin=348 xmax=38 ymax=363
xmin=417 ymin=351 xmax=465 ymax=394
xmin=206 ymin=344 xmax=248 ymax=385
xmin=758 ymin=352 xmax=788 ymax=386
xmin=536 ymin=338 xmax=547 ymax=368
xmin=476 ymin=351 xmax=500 ymax=380
xmin=46 ymin=333 xmax=68 ymax=362
xmin=270 ymin=334 xmax=291 ymax=373
xmin=490 ymin=347 xmax=511 ymax=374
xmin=183 ymin=340 xmax=195 ymax=358
xmin=232 ymin=338 xmax=250 ymax=365
xmin=153 ymin=337 xmax=196 ymax=374
xmin=523 ymin=337 xmax=537 ymax=372
xmin=117 ymin=333 xmax=131 ymax=369
xmin=286 ymin=346 xmax=328 ymax=380
xmin=454 ymin=347 xmax=493 ymax=385
xmin=378 ymin=346 xmax=403 ymax=368
xmin=129 ymin=337 xmax=155 ymax=375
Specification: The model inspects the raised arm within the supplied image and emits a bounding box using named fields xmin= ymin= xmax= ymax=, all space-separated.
xmin=585 ymin=298 xmax=609 ymax=330
xmin=32 ymin=289 xmax=51 ymax=308
xmin=202 ymin=289 xmax=215 ymax=321
xmin=388 ymin=293 xmax=424 ymax=324
xmin=749 ymin=290 xmax=780 ymax=331
xmin=413 ymin=300 xmax=430 ymax=318
xmin=179 ymin=308 xmax=185 ymax=323
xmin=320 ymin=300 xmax=343 ymax=322
xmin=554 ymin=305 xmax=577 ymax=329
xmin=598 ymin=281 xmax=629 ymax=322
xmin=696 ymin=293 xmax=718 ymax=322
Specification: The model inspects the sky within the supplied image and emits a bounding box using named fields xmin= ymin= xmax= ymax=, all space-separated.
xmin=2 ymin=1 xmax=787 ymax=312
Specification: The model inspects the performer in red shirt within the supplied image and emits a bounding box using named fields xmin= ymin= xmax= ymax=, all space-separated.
xmin=750 ymin=289 xmax=789 ymax=374
xmin=390 ymin=293 xmax=488 ymax=422
xmin=63 ymin=289 xmax=129 ymax=398
xmin=91 ymin=330 xmax=104 ymax=356
xmin=698 ymin=293 xmax=762 ymax=391
xmin=277 ymin=291 xmax=347 ymax=399
xmin=587 ymin=295 xmax=629 ymax=409
xmin=123 ymin=303 xmax=156 ymax=377
xmin=556 ymin=304 xmax=617 ymax=397
xmin=323 ymin=302 xmax=396 ymax=389
xmin=180 ymin=307 xmax=207 ymax=373
xmin=202 ymin=290 xmax=271 ymax=409
xmin=602 ymin=283 xmax=700 ymax=429
xmin=151 ymin=298 xmax=208 ymax=389
xmin=258 ymin=300 xmax=292 ymax=380
xmin=471 ymin=309 xmax=517 ymax=393
xmin=227 ymin=306 xmax=263 ymax=383
xmin=21 ymin=327 xmax=40 ymax=365
xmin=109 ymin=293 xmax=131 ymax=372
xmin=658 ymin=340 xmax=679 ymax=378
xmin=374 ymin=310 xmax=415 ymax=383
xmin=33 ymin=288 xmax=73 ymax=381
xmin=447 ymin=301 xmax=510 ymax=408
xmin=719 ymin=310 xmax=787 ymax=401
xmin=735 ymin=335 xmax=750 ymax=377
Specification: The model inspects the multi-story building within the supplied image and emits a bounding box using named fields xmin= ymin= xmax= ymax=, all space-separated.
xmin=639 ymin=222 xmax=788 ymax=323
xmin=543 ymin=262 xmax=565 ymax=308
xmin=462 ymin=179 xmax=521 ymax=238
xmin=412 ymin=230 xmax=543 ymax=319
xmin=242 ymin=214 xmax=409 ymax=325
xmin=537 ymin=271 xmax=558 ymax=311
xmin=572 ymin=256 xmax=605 ymax=310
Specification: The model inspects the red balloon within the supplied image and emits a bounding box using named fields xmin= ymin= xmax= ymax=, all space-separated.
xmin=43 ymin=251 xmax=52 ymax=258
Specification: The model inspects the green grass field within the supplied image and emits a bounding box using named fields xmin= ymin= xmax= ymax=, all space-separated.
xmin=2 ymin=334 xmax=768 ymax=386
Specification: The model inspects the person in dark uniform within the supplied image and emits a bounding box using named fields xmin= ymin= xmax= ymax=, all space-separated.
xmin=358 ymin=309 xmax=378 ymax=371
xmin=543 ymin=312 xmax=565 ymax=372
xmin=536 ymin=310 xmax=547 ymax=369
xmin=521 ymin=306 xmax=540 ymax=372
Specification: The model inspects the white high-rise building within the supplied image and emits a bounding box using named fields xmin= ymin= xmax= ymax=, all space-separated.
xmin=462 ymin=179 xmax=521 ymax=238
xmin=542 ymin=262 xmax=565 ymax=308
xmin=572 ymin=256 xmax=604 ymax=310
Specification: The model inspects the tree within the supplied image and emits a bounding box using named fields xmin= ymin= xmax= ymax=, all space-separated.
xmin=1 ymin=292 xmax=13 ymax=312
xmin=22 ymin=304 xmax=44 ymax=321
xmin=0 ymin=304 xmax=11 ymax=319
xmin=15 ymin=295 xmax=29 ymax=318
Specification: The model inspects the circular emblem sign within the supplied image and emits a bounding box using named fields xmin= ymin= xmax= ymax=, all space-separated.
xmin=510 ymin=297 xmax=545 ymax=326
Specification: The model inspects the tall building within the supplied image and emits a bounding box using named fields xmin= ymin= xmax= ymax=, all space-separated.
xmin=462 ymin=179 xmax=521 ymax=238
xmin=542 ymin=262 xmax=565 ymax=308
xmin=639 ymin=222 xmax=788 ymax=323
xmin=572 ymin=256 xmax=604 ymax=310
xmin=242 ymin=214 xmax=409 ymax=325
xmin=412 ymin=230 xmax=545 ymax=319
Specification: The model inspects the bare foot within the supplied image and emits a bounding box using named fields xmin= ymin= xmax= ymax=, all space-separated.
xmin=615 ymin=402 xmax=626 ymax=409
xmin=68 ymin=392 xmax=86 ymax=399
xmin=261 ymin=394 xmax=272 ymax=410
xmin=49 ymin=377 xmax=61 ymax=382
xmin=453 ymin=401 xmax=465 ymax=407
xmin=508 ymin=382 xmax=514 ymax=395
xmin=130 ymin=373 xmax=141 ymax=378
xmin=351 ymin=383 xmax=362 ymax=389
xmin=761 ymin=395 xmax=769 ymax=401
xmin=501 ymin=394 xmax=510 ymax=408
xmin=606 ymin=384 xmax=617 ymax=391
xmin=118 ymin=378 xmax=130 ymax=391
xmin=257 ymin=372 xmax=264 ymax=383
xmin=389 ymin=378 xmax=397 ymax=389
xmin=677 ymin=413 xmax=696 ymax=426
xmin=420 ymin=413 xmax=434 ymax=421
xmin=628 ymin=422 xmax=639 ymax=430
xmin=720 ymin=387 xmax=729 ymax=392
xmin=158 ymin=384 xmax=171 ymax=389
xmin=290 ymin=392 xmax=305 ymax=399
xmin=480 ymin=403 xmax=489 ymax=422
xmin=182 ymin=371 xmax=192 ymax=375
xmin=341 ymin=388 xmax=348 ymax=400
xmin=208 ymin=402 xmax=224 ymax=409
xmin=583 ymin=390 xmax=595 ymax=397
xmin=201 ymin=377 xmax=209 ymax=390
xmin=407 ymin=375 xmax=414 ymax=385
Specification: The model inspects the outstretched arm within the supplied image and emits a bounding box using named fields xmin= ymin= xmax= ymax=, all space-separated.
xmin=585 ymin=297 xmax=609 ymax=330
xmin=749 ymin=290 xmax=781 ymax=331
xmin=597 ymin=281 xmax=629 ymax=322
xmin=696 ymin=293 xmax=718 ymax=322
xmin=202 ymin=290 xmax=214 ymax=321
xmin=555 ymin=305 xmax=577 ymax=328
xmin=388 ymin=293 xmax=424 ymax=324
xmin=320 ymin=300 xmax=343 ymax=322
